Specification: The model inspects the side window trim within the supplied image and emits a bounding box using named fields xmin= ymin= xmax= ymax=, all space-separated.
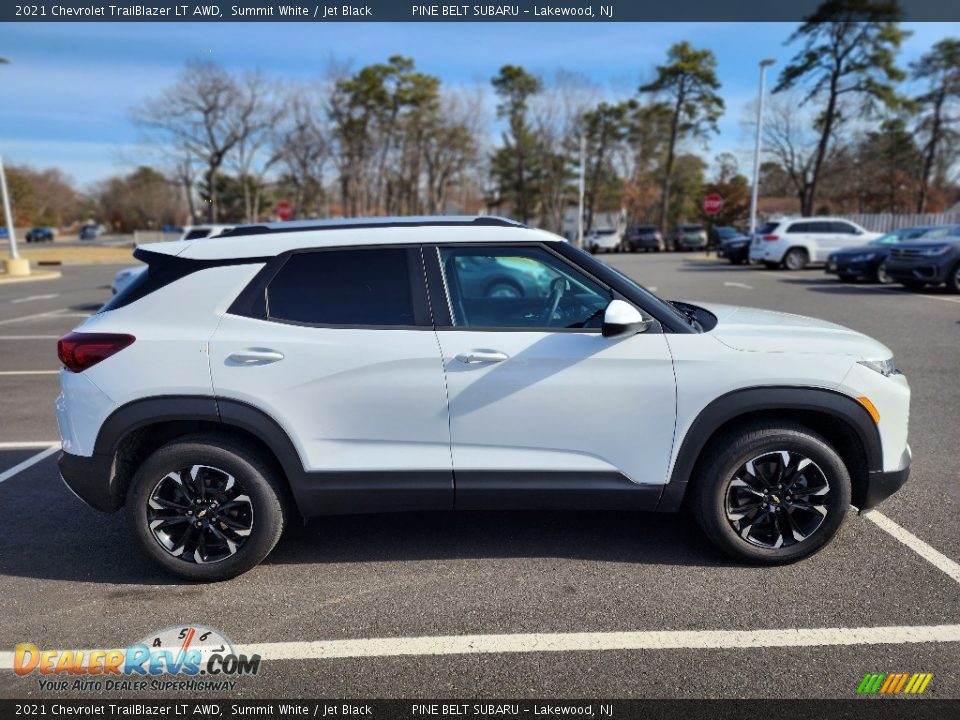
xmin=424 ymin=242 xmax=614 ymax=334
xmin=227 ymin=244 xmax=433 ymax=330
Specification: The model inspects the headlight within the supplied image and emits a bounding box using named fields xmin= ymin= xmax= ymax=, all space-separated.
xmin=858 ymin=358 xmax=900 ymax=377
xmin=920 ymin=245 xmax=950 ymax=256
xmin=850 ymin=252 xmax=877 ymax=262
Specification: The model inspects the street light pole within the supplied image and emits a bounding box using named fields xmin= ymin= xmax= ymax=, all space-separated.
xmin=748 ymin=58 xmax=776 ymax=240
xmin=577 ymin=133 xmax=585 ymax=248
xmin=0 ymin=56 xmax=19 ymax=264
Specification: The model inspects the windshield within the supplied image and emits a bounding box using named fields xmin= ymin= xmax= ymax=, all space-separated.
xmin=871 ymin=233 xmax=901 ymax=246
xmin=919 ymin=226 xmax=960 ymax=239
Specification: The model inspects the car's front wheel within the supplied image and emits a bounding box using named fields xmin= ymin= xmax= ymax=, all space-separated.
xmin=127 ymin=434 xmax=288 ymax=581
xmin=692 ymin=422 xmax=851 ymax=564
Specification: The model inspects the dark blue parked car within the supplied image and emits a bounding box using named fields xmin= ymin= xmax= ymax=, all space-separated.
xmin=825 ymin=225 xmax=945 ymax=284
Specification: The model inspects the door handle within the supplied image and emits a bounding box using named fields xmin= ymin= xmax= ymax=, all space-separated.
xmin=227 ymin=348 xmax=285 ymax=366
xmin=455 ymin=350 xmax=509 ymax=364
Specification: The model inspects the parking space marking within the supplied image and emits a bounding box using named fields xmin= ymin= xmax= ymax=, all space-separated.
xmin=10 ymin=294 xmax=59 ymax=304
xmin=0 ymin=309 xmax=90 ymax=326
xmin=864 ymin=510 xmax=960 ymax=585
xmin=0 ymin=445 xmax=59 ymax=485
xmin=3 ymin=623 xmax=957 ymax=668
xmin=0 ymin=441 xmax=60 ymax=449
xmin=0 ymin=335 xmax=60 ymax=340
xmin=0 ymin=370 xmax=59 ymax=376
xmin=723 ymin=281 xmax=754 ymax=289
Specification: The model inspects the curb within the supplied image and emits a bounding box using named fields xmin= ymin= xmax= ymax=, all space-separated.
xmin=0 ymin=270 xmax=63 ymax=285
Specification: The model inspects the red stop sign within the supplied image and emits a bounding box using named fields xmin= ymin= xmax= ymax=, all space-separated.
xmin=276 ymin=200 xmax=293 ymax=221
xmin=703 ymin=194 xmax=723 ymax=215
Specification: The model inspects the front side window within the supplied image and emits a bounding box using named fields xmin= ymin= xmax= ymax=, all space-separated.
xmin=267 ymin=248 xmax=415 ymax=326
xmin=438 ymin=246 xmax=610 ymax=330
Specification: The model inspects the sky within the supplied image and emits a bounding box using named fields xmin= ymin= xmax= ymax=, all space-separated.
xmin=0 ymin=21 xmax=957 ymax=187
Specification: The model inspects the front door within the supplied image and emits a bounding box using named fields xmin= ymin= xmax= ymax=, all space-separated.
xmin=427 ymin=243 xmax=677 ymax=510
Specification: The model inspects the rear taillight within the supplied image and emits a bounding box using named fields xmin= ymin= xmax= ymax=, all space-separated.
xmin=763 ymin=234 xmax=780 ymax=241
xmin=57 ymin=332 xmax=135 ymax=373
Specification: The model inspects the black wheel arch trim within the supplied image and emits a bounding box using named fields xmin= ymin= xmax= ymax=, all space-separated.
xmin=658 ymin=386 xmax=883 ymax=511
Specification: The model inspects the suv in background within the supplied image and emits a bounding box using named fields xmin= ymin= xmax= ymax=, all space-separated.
xmin=57 ymin=215 xmax=911 ymax=580
xmin=622 ymin=225 xmax=663 ymax=252
xmin=825 ymin=226 xmax=942 ymax=284
xmin=669 ymin=224 xmax=707 ymax=251
xmin=749 ymin=218 xmax=879 ymax=270
xmin=885 ymin=226 xmax=960 ymax=293
xmin=585 ymin=228 xmax=622 ymax=253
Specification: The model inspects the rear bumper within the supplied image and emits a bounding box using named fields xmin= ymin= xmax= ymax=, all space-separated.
xmin=859 ymin=446 xmax=911 ymax=511
xmin=58 ymin=450 xmax=119 ymax=512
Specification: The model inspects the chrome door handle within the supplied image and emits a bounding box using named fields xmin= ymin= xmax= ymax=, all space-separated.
xmin=455 ymin=350 xmax=509 ymax=364
xmin=227 ymin=348 xmax=285 ymax=366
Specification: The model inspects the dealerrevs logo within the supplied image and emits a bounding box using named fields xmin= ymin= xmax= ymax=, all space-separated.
xmin=13 ymin=625 xmax=260 ymax=693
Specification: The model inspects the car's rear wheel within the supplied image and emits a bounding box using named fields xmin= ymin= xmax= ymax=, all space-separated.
xmin=127 ymin=434 xmax=288 ymax=581
xmin=692 ymin=422 xmax=851 ymax=564
xmin=783 ymin=248 xmax=809 ymax=271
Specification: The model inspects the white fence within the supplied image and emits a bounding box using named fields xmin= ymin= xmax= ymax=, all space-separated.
xmin=834 ymin=213 xmax=960 ymax=232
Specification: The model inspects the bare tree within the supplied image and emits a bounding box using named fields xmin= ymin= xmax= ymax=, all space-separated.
xmin=228 ymin=72 xmax=283 ymax=222
xmin=273 ymin=86 xmax=332 ymax=219
xmin=134 ymin=60 xmax=244 ymax=223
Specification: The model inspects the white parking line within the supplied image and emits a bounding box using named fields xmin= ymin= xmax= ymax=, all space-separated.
xmin=723 ymin=282 xmax=754 ymax=289
xmin=10 ymin=293 xmax=59 ymax=304
xmin=1 ymin=623 xmax=957 ymax=668
xmin=864 ymin=510 xmax=960 ymax=585
xmin=0 ymin=445 xmax=59 ymax=484
xmin=0 ymin=370 xmax=59 ymax=376
xmin=0 ymin=441 xmax=60 ymax=449
xmin=0 ymin=335 xmax=60 ymax=340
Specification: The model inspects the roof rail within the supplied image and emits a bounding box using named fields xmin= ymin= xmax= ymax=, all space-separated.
xmin=217 ymin=215 xmax=524 ymax=238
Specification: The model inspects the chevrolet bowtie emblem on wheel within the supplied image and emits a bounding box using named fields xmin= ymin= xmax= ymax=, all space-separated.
xmin=857 ymin=673 xmax=933 ymax=695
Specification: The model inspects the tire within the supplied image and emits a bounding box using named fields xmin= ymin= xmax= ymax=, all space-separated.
xmin=874 ymin=260 xmax=893 ymax=285
xmin=691 ymin=422 xmax=851 ymax=565
xmin=946 ymin=262 xmax=960 ymax=294
xmin=901 ymin=280 xmax=925 ymax=291
xmin=763 ymin=261 xmax=779 ymax=270
xmin=783 ymin=248 xmax=809 ymax=271
xmin=126 ymin=433 xmax=289 ymax=581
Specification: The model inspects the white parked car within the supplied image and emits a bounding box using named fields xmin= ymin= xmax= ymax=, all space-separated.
xmin=585 ymin=228 xmax=622 ymax=253
xmin=749 ymin=218 xmax=880 ymax=270
xmin=59 ymin=215 xmax=911 ymax=581
xmin=110 ymin=225 xmax=233 ymax=295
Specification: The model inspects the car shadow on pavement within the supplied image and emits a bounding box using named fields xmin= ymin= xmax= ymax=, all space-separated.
xmin=267 ymin=509 xmax=735 ymax=570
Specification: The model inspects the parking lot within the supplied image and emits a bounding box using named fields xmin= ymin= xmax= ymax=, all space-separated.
xmin=0 ymin=252 xmax=958 ymax=699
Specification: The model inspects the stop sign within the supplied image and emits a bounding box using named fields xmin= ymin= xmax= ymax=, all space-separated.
xmin=703 ymin=194 xmax=723 ymax=215
xmin=276 ymin=200 xmax=293 ymax=221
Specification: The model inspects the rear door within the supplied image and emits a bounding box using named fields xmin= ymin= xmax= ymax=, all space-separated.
xmin=209 ymin=245 xmax=453 ymax=515
xmin=426 ymin=242 xmax=677 ymax=510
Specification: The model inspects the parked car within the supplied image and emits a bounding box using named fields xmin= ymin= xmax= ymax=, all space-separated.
xmin=669 ymin=224 xmax=707 ymax=251
xmin=885 ymin=226 xmax=960 ymax=293
xmin=78 ymin=223 xmax=106 ymax=240
xmin=25 ymin=227 xmax=55 ymax=243
xmin=749 ymin=217 xmax=880 ymax=270
xmin=825 ymin=226 xmax=943 ymax=284
xmin=585 ymin=228 xmax=622 ymax=253
xmin=717 ymin=233 xmax=752 ymax=264
xmin=110 ymin=225 xmax=232 ymax=295
xmin=58 ymin=215 xmax=911 ymax=580
xmin=622 ymin=225 xmax=663 ymax=252
xmin=453 ymin=254 xmax=554 ymax=298
xmin=709 ymin=226 xmax=741 ymax=250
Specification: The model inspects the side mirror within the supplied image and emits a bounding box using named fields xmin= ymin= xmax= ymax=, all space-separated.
xmin=602 ymin=299 xmax=652 ymax=338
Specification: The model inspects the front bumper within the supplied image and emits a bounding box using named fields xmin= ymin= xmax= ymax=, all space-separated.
xmin=58 ymin=450 xmax=119 ymax=512
xmin=825 ymin=256 xmax=881 ymax=278
xmin=886 ymin=258 xmax=952 ymax=284
xmin=859 ymin=446 xmax=911 ymax=511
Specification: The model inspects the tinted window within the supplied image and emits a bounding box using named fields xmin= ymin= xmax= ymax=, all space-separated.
xmin=830 ymin=222 xmax=857 ymax=234
xmin=184 ymin=229 xmax=214 ymax=240
xmin=787 ymin=222 xmax=810 ymax=233
xmin=267 ymin=248 xmax=415 ymax=326
xmin=439 ymin=246 xmax=610 ymax=330
xmin=758 ymin=222 xmax=780 ymax=234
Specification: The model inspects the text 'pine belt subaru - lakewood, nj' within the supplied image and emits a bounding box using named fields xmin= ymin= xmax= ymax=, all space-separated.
xmin=55 ymin=216 xmax=912 ymax=581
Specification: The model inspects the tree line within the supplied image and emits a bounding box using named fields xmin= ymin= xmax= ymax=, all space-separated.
xmin=3 ymin=0 xmax=959 ymax=235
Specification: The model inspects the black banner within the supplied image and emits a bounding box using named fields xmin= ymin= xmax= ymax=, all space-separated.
xmin=0 ymin=700 xmax=956 ymax=720
xmin=4 ymin=0 xmax=960 ymax=23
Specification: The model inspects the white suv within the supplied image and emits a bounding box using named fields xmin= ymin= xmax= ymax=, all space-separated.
xmin=56 ymin=216 xmax=911 ymax=580
xmin=749 ymin=218 xmax=880 ymax=270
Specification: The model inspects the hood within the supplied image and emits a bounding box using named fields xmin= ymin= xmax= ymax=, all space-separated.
xmin=691 ymin=302 xmax=892 ymax=359
xmin=831 ymin=244 xmax=889 ymax=257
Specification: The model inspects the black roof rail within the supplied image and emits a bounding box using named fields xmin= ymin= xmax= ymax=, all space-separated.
xmin=217 ymin=215 xmax=525 ymax=238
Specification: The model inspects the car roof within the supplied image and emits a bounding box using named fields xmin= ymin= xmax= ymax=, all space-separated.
xmin=139 ymin=216 xmax=561 ymax=260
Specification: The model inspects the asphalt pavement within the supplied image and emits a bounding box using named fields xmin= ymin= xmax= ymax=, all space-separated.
xmin=0 ymin=253 xmax=958 ymax=700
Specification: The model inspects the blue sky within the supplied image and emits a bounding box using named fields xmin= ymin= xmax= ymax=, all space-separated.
xmin=1 ymin=21 xmax=957 ymax=186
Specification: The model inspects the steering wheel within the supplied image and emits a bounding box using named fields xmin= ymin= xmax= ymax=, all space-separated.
xmin=541 ymin=277 xmax=567 ymax=326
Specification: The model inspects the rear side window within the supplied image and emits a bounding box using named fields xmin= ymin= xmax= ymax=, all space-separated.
xmin=266 ymin=248 xmax=415 ymax=327
xmin=184 ymin=229 xmax=214 ymax=240
xmin=830 ymin=222 xmax=858 ymax=234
